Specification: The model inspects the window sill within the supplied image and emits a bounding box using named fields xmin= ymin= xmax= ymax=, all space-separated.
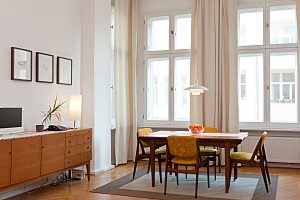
xmin=240 ymin=127 xmax=300 ymax=137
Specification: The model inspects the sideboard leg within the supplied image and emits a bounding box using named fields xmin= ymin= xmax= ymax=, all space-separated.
xmin=68 ymin=170 xmax=72 ymax=179
xmin=86 ymin=162 xmax=90 ymax=181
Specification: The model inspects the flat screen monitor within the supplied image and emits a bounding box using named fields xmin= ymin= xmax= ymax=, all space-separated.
xmin=0 ymin=107 xmax=23 ymax=134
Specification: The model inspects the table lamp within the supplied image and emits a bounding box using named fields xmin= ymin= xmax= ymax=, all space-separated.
xmin=69 ymin=94 xmax=82 ymax=128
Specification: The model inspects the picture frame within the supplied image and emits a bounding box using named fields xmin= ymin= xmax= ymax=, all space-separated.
xmin=57 ymin=57 xmax=72 ymax=85
xmin=36 ymin=52 xmax=54 ymax=83
xmin=11 ymin=47 xmax=32 ymax=81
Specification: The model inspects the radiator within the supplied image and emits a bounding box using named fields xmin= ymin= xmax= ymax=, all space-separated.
xmin=240 ymin=136 xmax=300 ymax=163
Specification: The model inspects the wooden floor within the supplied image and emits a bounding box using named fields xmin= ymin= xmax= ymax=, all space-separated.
xmin=8 ymin=161 xmax=300 ymax=200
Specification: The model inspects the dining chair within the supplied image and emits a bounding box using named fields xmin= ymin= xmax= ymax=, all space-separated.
xmin=132 ymin=128 xmax=166 ymax=183
xmin=230 ymin=131 xmax=271 ymax=193
xmin=200 ymin=127 xmax=221 ymax=180
xmin=164 ymin=136 xmax=210 ymax=199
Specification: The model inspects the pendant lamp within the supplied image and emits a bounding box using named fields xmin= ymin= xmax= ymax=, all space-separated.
xmin=184 ymin=80 xmax=209 ymax=95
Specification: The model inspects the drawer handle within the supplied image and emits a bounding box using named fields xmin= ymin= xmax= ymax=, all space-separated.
xmin=9 ymin=152 xmax=12 ymax=155
xmin=87 ymin=137 xmax=90 ymax=140
xmin=68 ymin=141 xmax=71 ymax=143
xmin=68 ymin=151 xmax=71 ymax=154
xmin=68 ymin=161 xmax=70 ymax=164
xmin=87 ymin=146 xmax=90 ymax=149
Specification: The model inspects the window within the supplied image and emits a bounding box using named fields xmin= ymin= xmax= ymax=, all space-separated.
xmin=144 ymin=12 xmax=191 ymax=125
xmin=238 ymin=0 xmax=298 ymax=128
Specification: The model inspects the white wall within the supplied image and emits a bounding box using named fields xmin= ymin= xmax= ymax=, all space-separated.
xmin=81 ymin=0 xmax=112 ymax=173
xmin=136 ymin=0 xmax=192 ymax=126
xmin=0 ymin=0 xmax=81 ymax=131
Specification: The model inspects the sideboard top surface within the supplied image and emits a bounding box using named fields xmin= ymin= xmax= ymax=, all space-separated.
xmin=0 ymin=128 xmax=92 ymax=141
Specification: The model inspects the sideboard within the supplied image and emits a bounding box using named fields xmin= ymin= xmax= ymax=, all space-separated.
xmin=0 ymin=128 xmax=92 ymax=190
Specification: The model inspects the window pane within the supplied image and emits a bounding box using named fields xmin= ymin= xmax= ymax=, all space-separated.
xmin=174 ymin=57 xmax=190 ymax=121
xmin=147 ymin=58 xmax=169 ymax=120
xmin=270 ymin=5 xmax=297 ymax=45
xmin=270 ymin=52 xmax=297 ymax=123
xmin=238 ymin=8 xmax=263 ymax=46
xmin=147 ymin=16 xmax=169 ymax=51
xmin=238 ymin=54 xmax=264 ymax=122
xmin=174 ymin=14 xmax=191 ymax=50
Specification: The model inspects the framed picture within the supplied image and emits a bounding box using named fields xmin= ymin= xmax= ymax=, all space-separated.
xmin=11 ymin=47 xmax=32 ymax=81
xmin=36 ymin=52 xmax=54 ymax=83
xmin=57 ymin=57 xmax=72 ymax=85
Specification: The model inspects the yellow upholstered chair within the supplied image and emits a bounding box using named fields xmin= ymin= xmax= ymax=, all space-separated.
xmin=164 ymin=136 xmax=210 ymax=199
xmin=132 ymin=128 xmax=166 ymax=183
xmin=230 ymin=131 xmax=271 ymax=193
xmin=200 ymin=127 xmax=221 ymax=180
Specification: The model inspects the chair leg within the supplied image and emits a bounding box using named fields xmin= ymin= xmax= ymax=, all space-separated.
xmin=185 ymin=166 xmax=188 ymax=179
xmin=133 ymin=144 xmax=140 ymax=180
xmin=214 ymin=154 xmax=217 ymax=181
xmin=260 ymin=160 xmax=269 ymax=193
xmin=229 ymin=161 xmax=233 ymax=182
xmin=265 ymin=162 xmax=271 ymax=185
xmin=147 ymin=160 xmax=150 ymax=174
xmin=234 ymin=162 xmax=238 ymax=181
xmin=263 ymin=146 xmax=271 ymax=185
xmin=175 ymin=164 xmax=179 ymax=186
xmin=133 ymin=158 xmax=139 ymax=180
xmin=195 ymin=167 xmax=199 ymax=199
xmin=158 ymin=155 xmax=162 ymax=183
xmin=217 ymin=154 xmax=221 ymax=173
xmin=207 ymin=162 xmax=210 ymax=188
xmin=164 ymin=167 xmax=168 ymax=195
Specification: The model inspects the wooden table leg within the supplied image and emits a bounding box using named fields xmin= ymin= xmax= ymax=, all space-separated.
xmin=86 ymin=162 xmax=90 ymax=181
xmin=225 ymin=141 xmax=231 ymax=193
xmin=149 ymin=139 xmax=156 ymax=187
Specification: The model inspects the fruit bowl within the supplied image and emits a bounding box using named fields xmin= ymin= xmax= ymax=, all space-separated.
xmin=188 ymin=124 xmax=204 ymax=134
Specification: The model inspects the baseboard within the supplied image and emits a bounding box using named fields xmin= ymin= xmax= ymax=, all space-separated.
xmin=91 ymin=165 xmax=115 ymax=175
xmin=268 ymin=162 xmax=300 ymax=168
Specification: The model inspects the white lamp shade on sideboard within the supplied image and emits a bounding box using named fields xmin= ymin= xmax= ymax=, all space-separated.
xmin=69 ymin=94 xmax=82 ymax=121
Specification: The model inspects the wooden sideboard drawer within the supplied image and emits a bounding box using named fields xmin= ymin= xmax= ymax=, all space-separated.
xmin=65 ymin=143 xmax=92 ymax=157
xmin=66 ymin=128 xmax=92 ymax=137
xmin=65 ymin=152 xmax=92 ymax=168
xmin=66 ymin=132 xmax=92 ymax=147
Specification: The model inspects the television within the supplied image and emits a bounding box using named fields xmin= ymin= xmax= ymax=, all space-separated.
xmin=0 ymin=107 xmax=24 ymax=134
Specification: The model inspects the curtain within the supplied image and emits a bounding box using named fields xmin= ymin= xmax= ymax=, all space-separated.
xmin=114 ymin=0 xmax=138 ymax=165
xmin=190 ymin=0 xmax=238 ymax=132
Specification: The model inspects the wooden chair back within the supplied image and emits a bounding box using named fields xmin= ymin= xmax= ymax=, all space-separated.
xmin=137 ymin=128 xmax=152 ymax=149
xmin=167 ymin=136 xmax=198 ymax=158
xmin=251 ymin=131 xmax=268 ymax=160
xmin=203 ymin=127 xmax=219 ymax=133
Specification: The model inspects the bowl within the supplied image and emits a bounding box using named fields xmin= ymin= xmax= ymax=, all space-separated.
xmin=188 ymin=124 xmax=204 ymax=134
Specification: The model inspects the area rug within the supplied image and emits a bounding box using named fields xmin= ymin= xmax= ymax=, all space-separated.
xmin=91 ymin=168 xmax=278 ymax=200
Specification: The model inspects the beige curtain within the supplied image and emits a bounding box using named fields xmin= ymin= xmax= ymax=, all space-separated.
xmin=191 ymin=0 xmax=238 ymax=132
xmin=114 ymin=0 xmax=138 ymax=165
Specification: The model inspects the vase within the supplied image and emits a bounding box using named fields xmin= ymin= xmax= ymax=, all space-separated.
xmin=36 ymin=124 xmax=44 ymax=132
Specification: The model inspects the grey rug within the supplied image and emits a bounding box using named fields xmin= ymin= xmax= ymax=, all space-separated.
xmin=91 ymin=168 xmax=278 ymax=200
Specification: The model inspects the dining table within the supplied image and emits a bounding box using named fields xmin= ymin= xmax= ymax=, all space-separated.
xmin=139 ymin=131 xmax=248 ymax=193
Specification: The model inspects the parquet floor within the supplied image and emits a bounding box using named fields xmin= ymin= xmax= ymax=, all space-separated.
xmin=8 ymin=161 xmax=300 ymax=200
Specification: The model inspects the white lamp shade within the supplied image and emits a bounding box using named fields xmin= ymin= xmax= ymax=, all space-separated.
xmin=69 ymin=95 xmax=82 ymax=121
xmin=184 ymin=84 xmax=209 ymax=95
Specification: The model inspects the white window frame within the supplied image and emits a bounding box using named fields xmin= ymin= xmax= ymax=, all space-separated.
xmin=238 ymin=0 xmax=300 ymax=129
xmin=141 ymin=11 xmax=191 ymax=128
